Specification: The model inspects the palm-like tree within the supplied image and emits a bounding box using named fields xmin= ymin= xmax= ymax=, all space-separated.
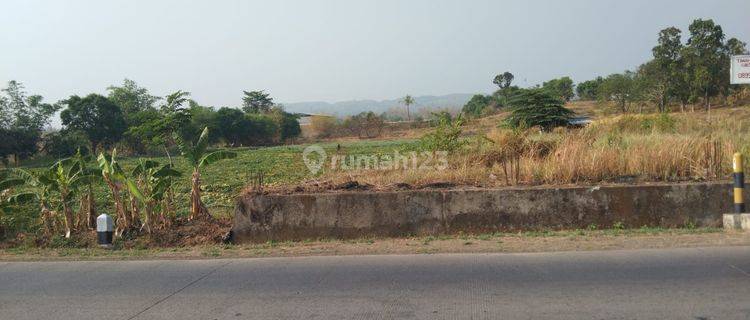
xmin=177 ymin=127 xmax=236 ymax=220
xmin=161 ymin=90 xmax=190 ymax=113
xmin=402 ymin=95 xmax=415 ymax=121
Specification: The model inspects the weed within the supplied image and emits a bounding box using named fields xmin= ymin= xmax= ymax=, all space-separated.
xmin=613 ymin=221 xmax=625 ymax=230
xmin=476 ymin=234 xmax=492 ymax=241
xmin=202 ymin=248 xmax=221 ymax=257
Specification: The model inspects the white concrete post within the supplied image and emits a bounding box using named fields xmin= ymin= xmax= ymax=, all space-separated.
xmin=96 ymin=214 xmax=114 ymax=247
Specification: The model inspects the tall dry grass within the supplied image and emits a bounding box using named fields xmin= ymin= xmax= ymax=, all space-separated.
xmin=311 ymin=110 xmax=750 ymax=189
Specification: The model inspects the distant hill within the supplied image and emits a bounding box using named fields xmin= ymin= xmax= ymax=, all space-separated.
xmin=281 ymin=93 xmax=474 ymax=117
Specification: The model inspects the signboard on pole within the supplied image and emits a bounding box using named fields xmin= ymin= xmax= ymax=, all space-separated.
xmin=731 ymin=55 xmax=750 ymax=84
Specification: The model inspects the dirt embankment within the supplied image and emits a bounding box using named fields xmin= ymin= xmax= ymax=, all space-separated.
xmin=1 ymin=230 xmax=748 ymax=261
xmin=2 ymin=218 xmax=232 ymax=250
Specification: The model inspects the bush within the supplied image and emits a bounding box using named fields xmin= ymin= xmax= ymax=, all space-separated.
xmin=342 ymin=112 xmax=385 ymax=139
xmin=41 ymin=130 xmax=90 ymax=158
xmin=461 ymin=94 xmax=491 ymax=117
xmin=420 ymin=112 xmax=466 ymax=152
xmin=309 ymin=115 xmax=337 ymax=138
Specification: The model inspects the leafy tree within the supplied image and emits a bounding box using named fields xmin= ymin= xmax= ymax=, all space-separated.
xmin=402 ymin=95 xmax=415 ymax=121
xmin=122 ymin=108 xmax=163 ymax=154
xmin=0 ymin=128 xmax=39 ymax=166
xmin=180 ymin=101 xmax=220 ymax=145
xmin=42 ymin=131 xmax=91 ymax=158
xmin=60 ymin=94 xmax=127 ymax=152
xmin=651 ymin=26 xmax=685 ymax=111
xmin=726 ymin=38 xmax=748 ymax=55
xmin=215 ymin=107 xmax=249 ymax=146
xmin=176 ymin=127 xmax=236 ymax=220
xmin=599 ymin=72 xmax=638 ymax=112
xmin=242 ymin=90 xmax=274 ymax=113
xmin=576 ymin=77 xmax=604 ymax=100
xmin=542 ymin=77 xmax=575 ymax=101
xmin=269 ymin=106 xmax=301 ymax=142
xmin=107 ymin=79 xmax=160 ymax=116
xmin=492 ymin=85 xmax=523 ymax=107
xmin=462 ymin=94 xmax=492 ymax=117
xmin=213 ymin=108 xmax=279 ymax=146
xmin=636 ymin=60 xmax=670 ymax=112
xmin=126 ymin=90 xmax=193 ymax=154
xmin=107 ymin=80 xmax=163 ymax=153
xmin=683 ymin=19 xmax=726 ymax=110
xmin=493 ymin=72 xmax=514 ymax=89
xmin=0 ymin=81 xmax=59 ymax=165
xmin=245 ymin=113 xmax=279 ymax=145
xmin=504 ymin=88 xmax=574 ymax=132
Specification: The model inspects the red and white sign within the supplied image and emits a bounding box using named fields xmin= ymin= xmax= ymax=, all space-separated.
xmin=731 ymin=55 xmax=750 ymax=84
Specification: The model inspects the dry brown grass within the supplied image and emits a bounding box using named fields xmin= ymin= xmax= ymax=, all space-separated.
xmin=300 ymin=106 xmax=750 ymax=191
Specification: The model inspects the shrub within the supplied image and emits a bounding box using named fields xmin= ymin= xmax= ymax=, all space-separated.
xmin=41 ymin=130 xmax=90 ymax=158
xmin=461 ymin=94 xmax=491 ymax=118
xmin=420 ymin=112 xmax=466 ymax=152
xmin=342 ymin=112 xmax=385 ymax=139
xmin=309 ymin=115 xmax=337 ymax=138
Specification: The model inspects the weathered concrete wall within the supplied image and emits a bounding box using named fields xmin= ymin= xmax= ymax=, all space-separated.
xmin=232 ymin=182 xmax=741 ymax=243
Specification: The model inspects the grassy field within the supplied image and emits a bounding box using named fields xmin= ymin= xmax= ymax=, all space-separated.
xmin=3 ymin=102 xmax=750 ymax=240
xmin=5 ymin=139 xmax=423 ymax=222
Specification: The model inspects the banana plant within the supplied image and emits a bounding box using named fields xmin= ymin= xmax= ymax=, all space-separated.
xmin=5 ymin=160 xmax=95 ymax=238
xmin=97 ymin=149 xmax=134 ymax=235
xmin=46 ymin=159 xmax=97 ymax=238
xmin=177 ymin=127 xmax=236 ymax=220
xmin=0 ymin=171 xmax=25 ymax=217
xmin=125 ymin=159 xmax=181 ymax=233
xmin=72 ymin=150 xmax=100 ymax=230
xmin=5 ymin=168 xmax=58 ymax=236
xmin=0 ymin=172 xmax=22 ymax=236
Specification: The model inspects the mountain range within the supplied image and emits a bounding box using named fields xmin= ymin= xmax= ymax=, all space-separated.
xmin=281 ymin=93 xmax=474 ymax=117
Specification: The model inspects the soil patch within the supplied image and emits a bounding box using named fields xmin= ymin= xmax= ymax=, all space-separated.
xmin=1 ymin=229 xmax=748 ymax=261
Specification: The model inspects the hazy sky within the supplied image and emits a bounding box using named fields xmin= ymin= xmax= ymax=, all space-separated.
xmin=2 ymin=0 xmax=749 ymax=107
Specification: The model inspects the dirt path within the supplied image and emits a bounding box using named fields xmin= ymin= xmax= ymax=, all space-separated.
xmin=1 ymin=229 xmax=749 ymax=261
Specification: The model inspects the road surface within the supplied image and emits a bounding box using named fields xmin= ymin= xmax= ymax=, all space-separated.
xmin=1 ymin=247 xmax=750 ymax=319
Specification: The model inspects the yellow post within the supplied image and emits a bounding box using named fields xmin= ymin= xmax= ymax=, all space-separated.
xmin=734 ymin=153 xmax=745 ymax=213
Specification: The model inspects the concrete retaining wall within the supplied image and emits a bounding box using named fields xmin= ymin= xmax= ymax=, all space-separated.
xmin=231 ymin=182 xmax=741 ymax=243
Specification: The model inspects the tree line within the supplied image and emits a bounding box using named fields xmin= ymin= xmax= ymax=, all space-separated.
xmin=463 ymin=18 xmax=748 ymax=120
xmin=0 ymin=80 xmax=302 ymax=166
xmin=581 ymin=19 xmax=747 ymax=112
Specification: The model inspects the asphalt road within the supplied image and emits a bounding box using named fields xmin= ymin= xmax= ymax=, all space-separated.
xmin=1 ymin=247 xmax=750 ymax=320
